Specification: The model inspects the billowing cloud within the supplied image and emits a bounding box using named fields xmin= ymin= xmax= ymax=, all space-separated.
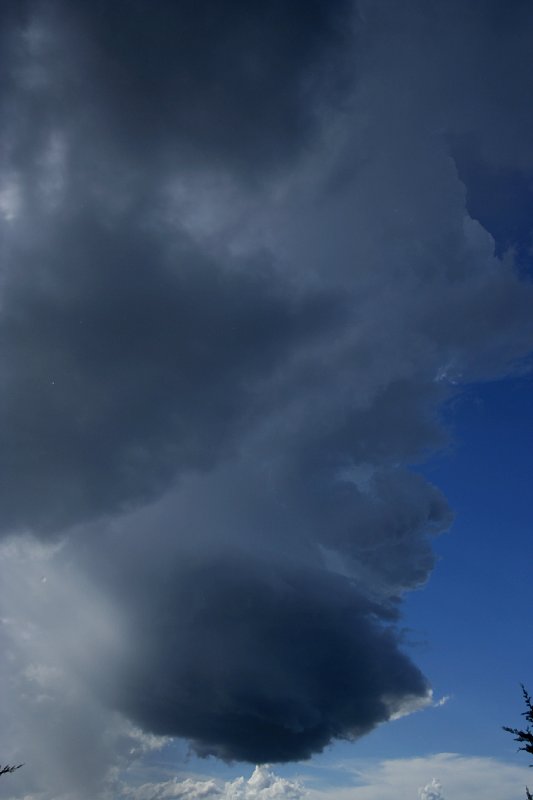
xmin=0 ymin=1 xmax=532 ymax=796
xmin=126 ymin=766 xmax=304 ymax=800
xmin=103 ymin=756 xmax=533 ymax=800
xmin=418 ymin=778 xmax=445 ymax=800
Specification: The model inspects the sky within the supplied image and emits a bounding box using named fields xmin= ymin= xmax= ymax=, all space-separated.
xmin=0 ymin=1 xmax=532 ymax=799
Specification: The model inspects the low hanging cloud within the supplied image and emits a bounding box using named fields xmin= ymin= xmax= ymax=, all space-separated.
xmin=0 ymin=1 xmax=533 ymax=796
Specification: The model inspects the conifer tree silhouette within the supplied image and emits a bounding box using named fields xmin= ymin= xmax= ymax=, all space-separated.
xmin=0 ymin=764 xmax=23 ymax=778
xmin=503 ymin=685 xmax=533 ymax=800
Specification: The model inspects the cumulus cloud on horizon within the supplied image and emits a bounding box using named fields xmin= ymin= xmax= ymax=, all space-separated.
xmin=418 ymin=778 xmax=445 ymax=800
xmin=0 ymin=1 xmax=533 ymax=797
xmin=107 ymin=756 xmax=532 ymax=800
xmin=305 ymin=753 xmax=532 ymax=800
xmin=124 ymin=765 xmax=305 ymax=800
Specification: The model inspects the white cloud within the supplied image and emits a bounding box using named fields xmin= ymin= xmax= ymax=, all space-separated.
xmin=124 ymin=776 xmax=222 ymax=800
xmin=123 ymin=767 xmax=305 ymax=800
xmin=114 ymin=756 xmax=533 ymax=800
xmin=432 ymin=696 xmax=451 ymax=710
xmin=0 ymin=536 xmax=170 ymax=800
xmin=304 ymin=753 xmax=531 ymax=800
xmin=225 ymin=766 xmax=305 ymax=800
xmin=418 ymin=778 xmax=444 ymax=800
xmin=3 ymin=749 xmax=530 ymax=800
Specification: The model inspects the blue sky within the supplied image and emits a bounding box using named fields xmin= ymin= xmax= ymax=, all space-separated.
xmin=409 ymin=375 xmax=533 ymax=756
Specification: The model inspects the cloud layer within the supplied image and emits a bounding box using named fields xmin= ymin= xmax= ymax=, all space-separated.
xmin=0 ymin=0 xmax=533 ymax=796
xmin=305 ymin=753 xmax=532 ymax=800
xmin=96 ymin=756 xmax=533 ymax=800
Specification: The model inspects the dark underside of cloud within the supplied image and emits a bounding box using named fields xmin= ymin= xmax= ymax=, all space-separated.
xmin=93 ymin=549 xmax=430 ymax=763
xmin=0 ymin=0 xmax=533 ymax=786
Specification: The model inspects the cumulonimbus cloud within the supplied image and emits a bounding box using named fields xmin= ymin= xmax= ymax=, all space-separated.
xmin=0 ymin=1 xmax=532 ymax=793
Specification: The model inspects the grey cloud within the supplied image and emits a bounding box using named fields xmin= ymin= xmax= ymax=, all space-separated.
xmin=78 ymin=0 xmax=353 ymax=171
xmin=70 ymin=454 xmax=442 ymax=763
xmin=0 ymin=538 xmax=165 ymax=800
xmin=356 ymin=0 xmax=533 ymax=171
xmin=1 ymin=0 xmax=354 ymax=182
xmin=0 ymin=0 xmax=533 ymax=792
xmin=93 ymin=548 xmax=427 ymax=762
xmin=0 ymin=197 xmax=342 ymax=534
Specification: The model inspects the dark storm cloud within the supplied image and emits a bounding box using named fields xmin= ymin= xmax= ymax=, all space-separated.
xmin=70 ymin=0 xmax=354 ymax=174
xmin=76 ymin=455 xmax=449 ymax=763
xmin=1 ymin=0 xmax=533 ymax=790
xmin=2 ymin=0 xmax=354 ymax=181
xmin=105 ymin=557 xmax=426 ymax=763
xmin=0 ymin=198 xmax=340 ymax=533
xmin=0 ymin=0 xmax=355 ymax=534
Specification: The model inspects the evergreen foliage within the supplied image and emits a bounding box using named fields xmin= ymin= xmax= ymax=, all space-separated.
xmin=503 ymin=685 xmax=533 ymax=800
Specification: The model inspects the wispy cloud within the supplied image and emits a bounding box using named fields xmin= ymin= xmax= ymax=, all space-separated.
xmin=303 ymin=754 xmax=531 ymax=800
